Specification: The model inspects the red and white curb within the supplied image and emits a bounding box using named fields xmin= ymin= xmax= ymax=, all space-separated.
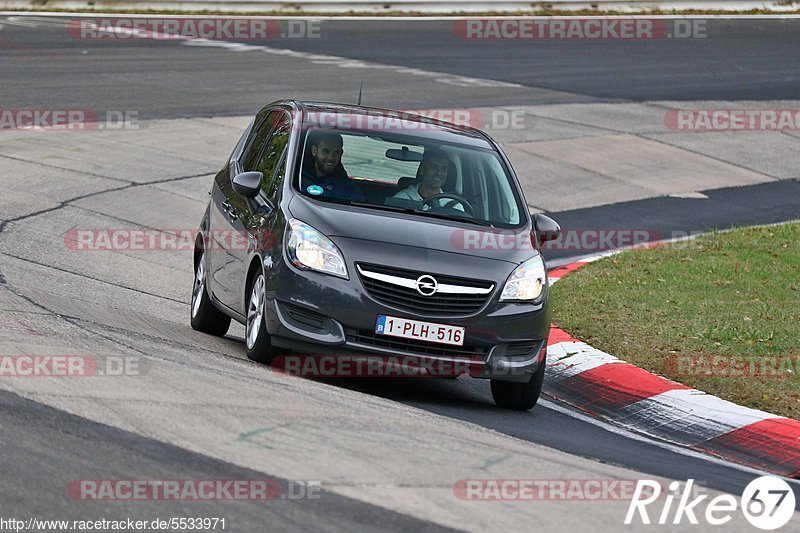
xmin=545 ymin=251 xmax=800 ymax=479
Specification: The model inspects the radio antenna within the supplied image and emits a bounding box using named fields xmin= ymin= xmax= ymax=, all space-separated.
xmin=357 ymin=81 xmax=364 ymax=106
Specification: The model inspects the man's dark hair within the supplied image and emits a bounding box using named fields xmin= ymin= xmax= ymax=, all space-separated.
xmin=308 ymin=131 xmax=343 ymax=149
xmin=421 ymin=147 xmax=449 ymax=164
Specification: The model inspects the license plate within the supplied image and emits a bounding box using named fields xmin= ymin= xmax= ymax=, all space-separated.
xmin=375 ymin=315 xmax=465 ymax=346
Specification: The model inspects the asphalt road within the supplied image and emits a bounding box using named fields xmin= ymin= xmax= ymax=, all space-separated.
xmin=543 ymin=179 xmax=800 ymax=262
xmin=0 ymin=388 xmax=453 ymax=532
xmin=1 ymin=14 xmax=799 ymax=531
xmin=2 ymin=17 xmax=800 ymax=118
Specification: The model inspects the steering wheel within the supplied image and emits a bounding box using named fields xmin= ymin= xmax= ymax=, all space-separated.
xmin=422 ymin=193 xmax=475 ymax=217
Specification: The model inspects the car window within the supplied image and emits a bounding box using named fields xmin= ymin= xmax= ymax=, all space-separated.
xmin=241 ymin=111 xmax=280 ymax=173
xmin=484 ymin=155 xmax=520 ymax=225
xmin=242 ymin=110 xmax=288 ymax=174
xmin=228 ymin=117 xmax=255 ymax=177
xmin=265 ymin=151 xmax=288 ymax=202
xmin=252 ymin=112 xmax=291 ymax=197
xmin=296 ymin=128 xmax=526 ymax=229
xmin=342 ymin=136 xmax=420 ymax=184
xmin=238 ymin=110 xmax=291 ymax=196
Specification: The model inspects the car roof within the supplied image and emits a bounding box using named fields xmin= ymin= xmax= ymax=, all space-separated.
xmin=275 ymin=100 xmax=497 ymax=150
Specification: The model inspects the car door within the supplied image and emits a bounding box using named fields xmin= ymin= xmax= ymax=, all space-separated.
xmin=209 ymin=110 xmax=278 ymax=310
xmin=218 ymin=109 xmax=292 ymax=314
xmin=205 ymin=115 xmax=259 ymax=305
xmin=247 ymin=115 xmax=293 ymax=297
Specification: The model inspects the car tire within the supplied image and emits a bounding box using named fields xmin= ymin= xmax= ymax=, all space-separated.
xmin=190 ymin=251 xmax=231 ymax=337
xmin=245 ymin=271 xmax=278 ymax=364
xmin=490 ymin=355 xmax=546 ymax=411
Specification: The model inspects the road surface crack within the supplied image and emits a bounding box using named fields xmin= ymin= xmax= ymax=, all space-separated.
xmin=0 ymin=252 xmax=185 ymax=304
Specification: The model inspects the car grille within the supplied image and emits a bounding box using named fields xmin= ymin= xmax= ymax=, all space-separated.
xmin=356 ymin=263 xmax=494 ymax=316
xmin=345 ymin=328 xmax=487 ymax=359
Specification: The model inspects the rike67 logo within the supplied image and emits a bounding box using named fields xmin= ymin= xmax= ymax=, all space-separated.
xmin=625 ymin=477 xmax=796 ymax=530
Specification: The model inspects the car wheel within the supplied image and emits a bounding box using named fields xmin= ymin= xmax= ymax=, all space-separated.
xmin=190 ymin=251 xmax=231 ymax=336
xmin=490 ymin=356 xmax=546 ymax=411
xmin=245 ymin=272 xmax=278 ymax=364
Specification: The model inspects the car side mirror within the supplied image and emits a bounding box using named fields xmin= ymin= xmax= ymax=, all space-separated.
xmin=534 ymin=213 xmax=561 ymax=245
xmin=232 ymin=171 xmax=263 ymax=199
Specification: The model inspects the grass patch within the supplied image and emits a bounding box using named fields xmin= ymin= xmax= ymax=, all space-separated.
xmin=552 ymin=222 xmax=800 ymax=420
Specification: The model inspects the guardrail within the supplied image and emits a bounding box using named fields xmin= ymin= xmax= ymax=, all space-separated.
xmin=1 ymin=0 xmax=798 ymax=13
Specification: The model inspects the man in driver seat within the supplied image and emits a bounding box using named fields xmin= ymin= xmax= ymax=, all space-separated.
xmin=393 ymin=148 xmax=464 ymax=212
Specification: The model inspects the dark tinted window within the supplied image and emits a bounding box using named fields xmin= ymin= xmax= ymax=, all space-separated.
xmin=239 ymin=110 xmax=291 ymax=201
xmin=241 ymin=111 xmax=277 ymax=172
xmin=254 ymin=112 xmax=291 ymax=196
xmin=265 ymin=153 xmax=288 ymax=201
xmin=243 ymin=111 xmax=292 ymax=175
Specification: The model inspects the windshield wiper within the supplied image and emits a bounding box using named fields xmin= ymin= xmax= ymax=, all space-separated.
xmin=410 ymin=210 xmax=495 ymax=227
xmin=347 ymin=201 xmax=416 ymax=214
xmin=344 ymin=201 xmax=494 ymax=227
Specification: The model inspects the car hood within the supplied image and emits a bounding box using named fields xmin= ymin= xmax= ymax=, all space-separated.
xmin=288 ymin=195 xmax=537 ymax=266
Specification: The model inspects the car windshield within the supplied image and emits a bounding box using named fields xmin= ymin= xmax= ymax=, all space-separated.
xmin=295 ymin=128 xmax=526 ymax=228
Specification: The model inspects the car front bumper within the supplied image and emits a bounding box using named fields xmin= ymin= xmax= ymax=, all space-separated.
xmin=261 ymin=247 xmax=551 ymax=382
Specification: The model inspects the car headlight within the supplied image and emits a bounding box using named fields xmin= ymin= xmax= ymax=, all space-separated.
xmin=500 ymin=254 xmax=547 ymax=302
xmin=285 ymin=219 xmax=348 ymax=278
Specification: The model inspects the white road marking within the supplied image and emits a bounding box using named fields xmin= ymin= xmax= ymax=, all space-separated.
xmin=181 ymin=38 xmax=522 ymax=88
xmin=669 ymin=191 xmax=709 ymax=198
xmin=2 ymin=16 xmax=41 ymax=27
xmin=539 ymin=398 xmax=800 ymax=485
xmin=546 ymin=340 xmax=621 ymax=380
xmin=3 ymin=15 xmax=521 ymax=89
xmin=2 ymin=15 xmax=71 ymax=27
xmin=612 ymin=388 xmax=778 ymax=444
